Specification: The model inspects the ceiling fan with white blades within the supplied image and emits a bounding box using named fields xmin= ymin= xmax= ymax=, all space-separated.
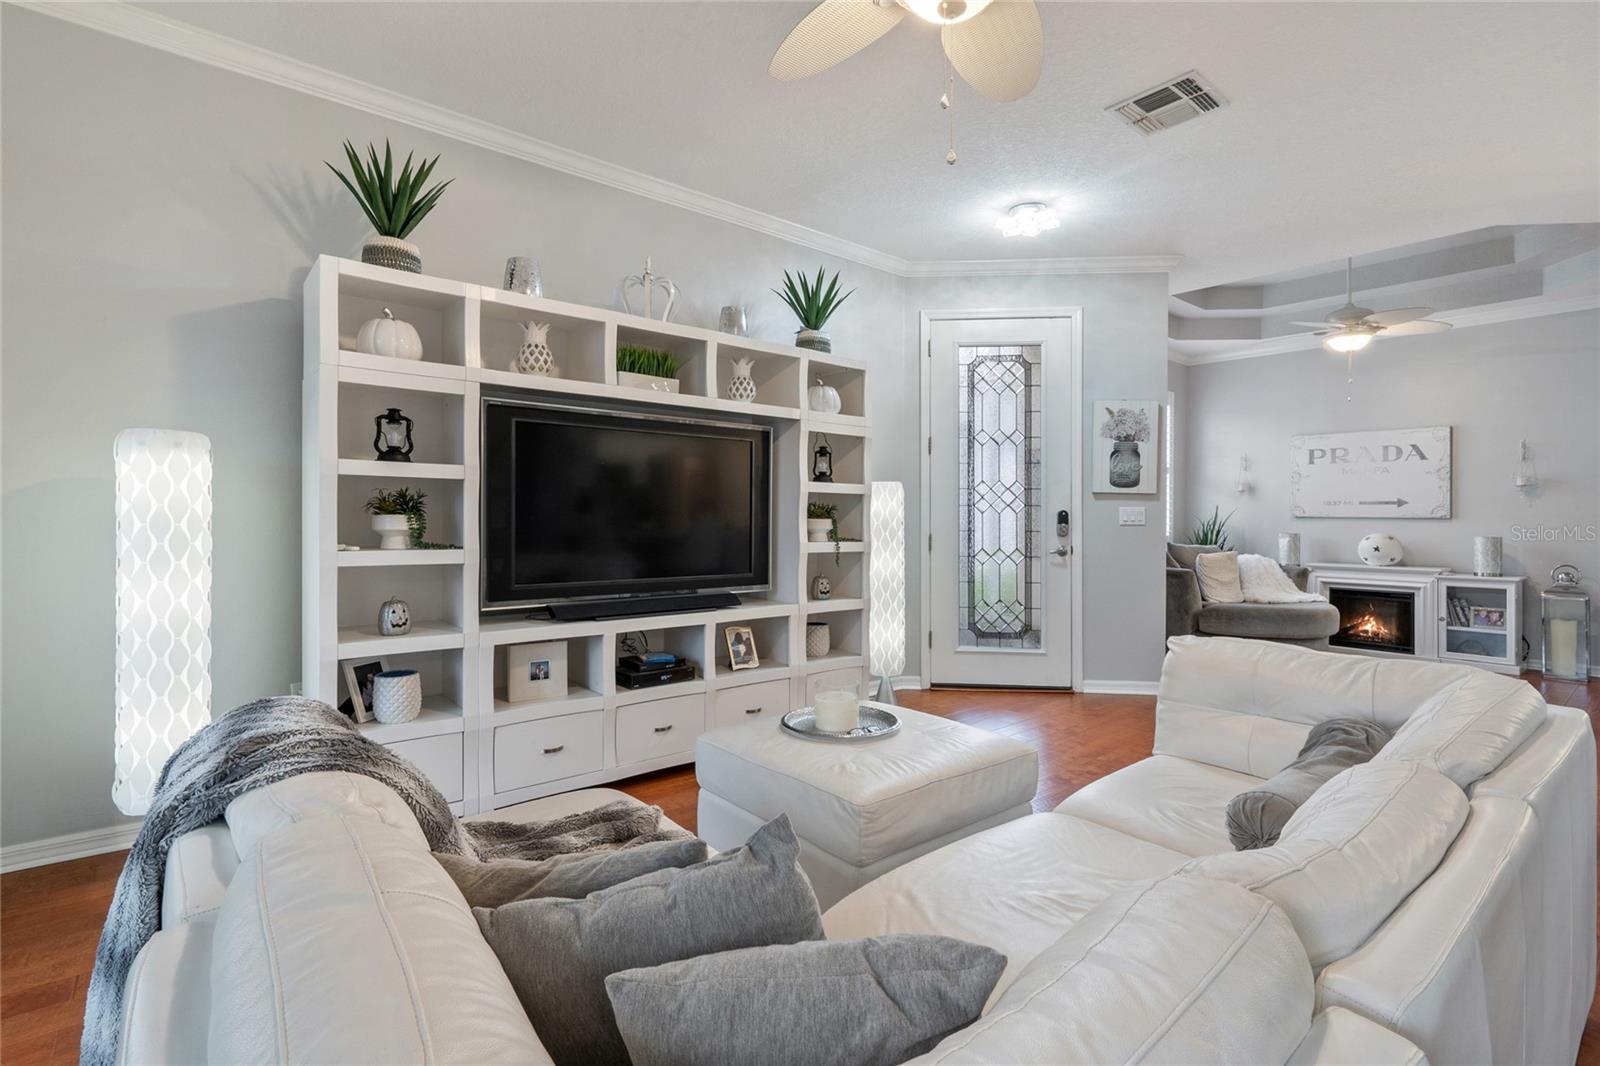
xmin=770 ymin=1 xmax=1044 ymax=122
xmin=1293 ymin=257 xmax=1453 ymax=355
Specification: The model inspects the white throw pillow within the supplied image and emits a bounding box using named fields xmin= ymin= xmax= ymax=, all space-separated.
xmin=1194 ymin=551 xmax=1244 ymax=603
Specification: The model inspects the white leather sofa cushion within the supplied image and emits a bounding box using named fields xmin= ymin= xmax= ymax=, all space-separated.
xmin=1155 ymin=636 xmax=1524 ymax=779
xmin=1286 ymin=1008 xmax=1427 ymax=1065
xmin=223 ymin=769 xmax=428 ymax=858
xmin=119 ymin=918 xmax=214 ymax=1065
xmin=1183 ymin=761 xmax=1466 ymax=967
xmin=904 ymin=874 xmax=1313 ymax=1065
xmin=209 ymin=814 xmax=550 ymax=1064
xmin=1316 ymin=796 xmax=1551 ymax=1066
xmin=161 ymin=823 xmax=237 ymax=928
xmin=824 ymin=812 xmax=1190 ymax=1004
xmin=696 ymin=708 xmax=1037 ymax=866
xmin=1471 ymin=705 xmax=1597 ymax=1066
xmin=1373 ymin=672 xmax=1546 ymax=788
xmin=1054 ymin=754 xmax=1261 ymax=856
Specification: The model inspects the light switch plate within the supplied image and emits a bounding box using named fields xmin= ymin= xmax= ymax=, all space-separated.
xmin=1118 ymin=507 xmax=1146 ymax=527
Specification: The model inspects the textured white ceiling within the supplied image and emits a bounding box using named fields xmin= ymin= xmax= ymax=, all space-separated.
xmin=138 ymin=1 xmax=1600 ymax=289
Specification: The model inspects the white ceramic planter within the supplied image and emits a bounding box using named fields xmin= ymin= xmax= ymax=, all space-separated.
xmin=618 ymin=371 xmax=680 ymax=393
xmin=806 ymin=622 xmax=832 ymax=659
xmin=372 ymin=669 xmax=423 ymax=724
xmin=807 ymin=518 xmax=832 ymax=543
xmin=372 ymin=514 xmax=410 ymax=550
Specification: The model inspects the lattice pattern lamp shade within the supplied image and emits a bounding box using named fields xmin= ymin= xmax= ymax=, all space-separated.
xmin=114 ymin=429 xmax=213 ymax=816
xmin=869 ymin=482 xmax=907 ymax=678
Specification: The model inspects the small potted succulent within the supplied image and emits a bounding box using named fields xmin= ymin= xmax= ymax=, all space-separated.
xmin=616 ymin=344 xmax=680 ymax=393
xmin=775 ymin=267 xmax=854 ymax=353
xmin=326 ymin=140 xmax=453 ymax=274
xmin=364 ymin=487 xmax=428 ymax=550
xmin=807 ymin=501 xmax=841 ymax=561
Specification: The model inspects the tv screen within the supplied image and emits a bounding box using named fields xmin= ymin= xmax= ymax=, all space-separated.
xmin=482 ymin=400 xmax=771 ymax=609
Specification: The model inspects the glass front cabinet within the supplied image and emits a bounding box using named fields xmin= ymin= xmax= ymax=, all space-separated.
xmin=1437 ymin=575 xmax=1524 ymax=675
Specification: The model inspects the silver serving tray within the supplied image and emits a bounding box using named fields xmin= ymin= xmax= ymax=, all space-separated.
xmin=780 ymin=704 xmax=901 ymax=742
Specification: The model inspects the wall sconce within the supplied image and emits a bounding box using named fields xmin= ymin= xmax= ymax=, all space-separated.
xmin=114 ymin=429 xmax=213 ymax=815
xmin=1513 ymin=439 xmax=1538 ymax=497
xmin=1234 ymin=455 xmax=1252 ymax=495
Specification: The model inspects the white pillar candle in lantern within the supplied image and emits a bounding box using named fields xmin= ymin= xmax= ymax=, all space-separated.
xmin=869 ymin=482 xmax=907 ymax=679
xmin=114 ymin=429 xmax=213 ymax=816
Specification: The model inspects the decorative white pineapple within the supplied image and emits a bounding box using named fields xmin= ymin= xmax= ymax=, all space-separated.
xmin=727 ymin=357 xmax=758 ymax=403
xmin=515 ymin=321 xmax=554 ymax=375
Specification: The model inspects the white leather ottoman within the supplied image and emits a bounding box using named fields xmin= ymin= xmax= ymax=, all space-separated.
xmin=695 ymin=705 xmax=1039 ymax=908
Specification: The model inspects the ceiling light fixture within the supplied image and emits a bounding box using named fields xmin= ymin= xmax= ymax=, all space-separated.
xmin=1322 ymin=328 xmax=1376 ymax=354
xmin=901 ymin=0 xmax=993 ymax=26
xmin=997 ymin=202 xmax=1059 ymax=238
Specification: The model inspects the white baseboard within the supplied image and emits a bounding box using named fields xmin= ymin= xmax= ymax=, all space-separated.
xmin=1 ymin=822 xmax=140 ymax=874
xmin=1079 ymin=680 xmax=1160 ymax=696
xmin=890 ymin=675 xmax=923 ymax=691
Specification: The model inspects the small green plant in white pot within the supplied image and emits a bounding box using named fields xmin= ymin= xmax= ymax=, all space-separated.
xmin=616 ymin=345 xmax=680 ymax=393
xmin=365 ymin=487 xmax=427 ymax=550
xmin=326 ymin=140 xmax=453 ymax=274
xmin=807 ymin=501 xmax=841 ymax=561
xmin=775 ymin=267 xmax=854 ymax=353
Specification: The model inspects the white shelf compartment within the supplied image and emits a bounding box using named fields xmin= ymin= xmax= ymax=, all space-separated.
xmin=808 ymin=429 xmax=866 ymax=484
xmin=714 ymin=337 xmax=803 ymax=409
xmin=493 ymin=685 xmax=606 ymax=727
xmin=357 ymin=702 xmax=465 ymax=745
xmin=804 ymin=607 xmax=865 ymax=662
xmin=337 ymin=621 xmax=464 ymax=657
xmin=807 ymin=481 xmax=864 ymax=496
xmin=337 ymin=548 xmax=465 ymax=567
xmin=808 ymin=547 xmax=865 ymax=602
xmin=806 ymin=353 xmax=867 ymax=421
xmin=338 ymin=477 xmax=464 ymax=553
xmin=479 ymin=292 xmax=611 ymax=385
xmin=337 ymin=372 xmax=467 ymax=466
xmin=332 ymin=261 xmax=470 ymax=376
xmin=617 ymin=320 xmax=710 ymax=399
xmin=711 ymin=613 xmax=792 ymax=680
xmin=339 ymin=459 xmax=464 ymax=480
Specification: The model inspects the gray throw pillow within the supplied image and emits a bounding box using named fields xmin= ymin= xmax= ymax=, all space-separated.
xmin=434 ymin=837 xmax=710 ymax=906
xmin=1227 ymin=718 xmax=1392 ymax=850
xmin=1168 ymin=542 xmax=1221 ymax=572
xmin=474 ymin=815 xmax=823 ymax=1066
xmin=606 ymin=935 xmax=1005 ymax=1066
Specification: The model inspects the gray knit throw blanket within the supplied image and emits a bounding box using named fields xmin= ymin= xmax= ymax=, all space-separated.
xmin=81 ymin=696 xmax=684 ymax=1066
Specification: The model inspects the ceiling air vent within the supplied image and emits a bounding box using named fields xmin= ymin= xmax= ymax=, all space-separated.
xmin=1108 ymin=70 xmax=1227 ymax=135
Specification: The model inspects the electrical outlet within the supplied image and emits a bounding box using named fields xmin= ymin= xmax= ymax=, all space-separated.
xmin=1118 ymin=507 xmax=1146 ymax=527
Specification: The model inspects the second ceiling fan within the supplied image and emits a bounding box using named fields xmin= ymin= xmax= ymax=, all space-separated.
xmin=770 ymin=0 xmax=1044 ymax=104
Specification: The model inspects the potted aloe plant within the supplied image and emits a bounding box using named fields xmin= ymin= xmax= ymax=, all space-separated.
xmin=775 ymin=267 xmax=854 ymax=353
xmin=616 ymin=345 xmax=680 ymax=393
xmin=326 ymin=140 xmax=453 ymax=274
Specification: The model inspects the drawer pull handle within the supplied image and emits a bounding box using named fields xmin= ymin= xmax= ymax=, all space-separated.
xmin=542 ymin=745 xmax=565 ymax=755
xmin=744 ymin=707 xmax=762 ymax=715
xmin=653 ymin=725 xmax=674 ymax=734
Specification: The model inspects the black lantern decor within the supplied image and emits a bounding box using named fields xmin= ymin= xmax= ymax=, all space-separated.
xmin=373 ymin=408 xmax=415 ymax=462
xmin=811 ymin=434 xmax=833 ymax=483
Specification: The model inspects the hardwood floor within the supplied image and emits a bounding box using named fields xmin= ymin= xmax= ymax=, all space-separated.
xmin=2 ymin=675 xmax=1595 ymax=1065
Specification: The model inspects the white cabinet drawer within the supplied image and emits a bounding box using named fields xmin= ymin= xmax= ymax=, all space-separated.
xmin=805 ymin=667 xmax=864 ymax=706
xmin=713 ymin=678 xmax=793 ymax=729
xmin=387 ymin=734 xmax=463 ymax=804
xmin=616 ymin=693 xmax=705 ymax=765
xmin=494 ymin=711 xmax=604 ymax=793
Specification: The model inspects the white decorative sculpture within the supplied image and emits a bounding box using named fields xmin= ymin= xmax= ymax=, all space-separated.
xmin=515 ymin=321 xmax=555 ymax=375
xmin=114 ymin=428 xmax=213 ymax=815
xmin=727 ymin=357 xmax=758 ymax=403
xmin=1358 ymin=533 xmax=1405 ymax=567
xmin=356 ymin=308 xmax=423 ymax=361
xmin=621 ymin=257 xmax=678 ymax=321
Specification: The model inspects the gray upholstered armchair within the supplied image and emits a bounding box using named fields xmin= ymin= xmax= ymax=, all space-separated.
xmin=1166 ymin=543 xmax=1340 ymax=648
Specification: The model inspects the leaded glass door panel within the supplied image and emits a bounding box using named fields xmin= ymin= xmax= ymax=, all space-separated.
xmin=929 ymin=317 xmax=1075 ymax=687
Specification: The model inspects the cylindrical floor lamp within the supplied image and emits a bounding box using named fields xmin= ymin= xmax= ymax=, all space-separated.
xmin=869 ymin=481 xmax=906 ymax=704
xmin=114 ymin=429 xmax=213 ymax=816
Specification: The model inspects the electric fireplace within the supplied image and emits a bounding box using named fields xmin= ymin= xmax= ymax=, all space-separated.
xmin=1329 ymin=587 xmax=1416 ymax=654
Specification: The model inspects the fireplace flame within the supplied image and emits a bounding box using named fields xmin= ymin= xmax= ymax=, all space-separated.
xmin=1346 ymin=611 xmax=1395 ymax=642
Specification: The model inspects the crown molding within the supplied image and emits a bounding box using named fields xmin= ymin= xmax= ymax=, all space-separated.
xmin=19 ymin=1 xmax=1180 ymax=281
xmin=903 ymin=255 xmax=1182 ymax=278
xmin=1170 ymin=289 xmax=1600 ymax=366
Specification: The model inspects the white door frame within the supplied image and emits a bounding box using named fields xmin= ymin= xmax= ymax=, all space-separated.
xmin=918 ymin=307 xmax=1085 ymax=691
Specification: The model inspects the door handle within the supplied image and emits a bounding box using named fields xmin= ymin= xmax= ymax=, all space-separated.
xmin=1050 ymin=546 xmax=1070 ymax=557
xmin=542 ymin=745 xmax=565 ymax=755
xmin=653 ymin=724 xmax=674 ymax=733
xmin=744 ymin=707 xmax=762 ymax=715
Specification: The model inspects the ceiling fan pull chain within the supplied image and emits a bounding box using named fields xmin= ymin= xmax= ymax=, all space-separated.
xmin=1346 ymin=349 xmax=1355 ymax=404
xmin=944 ymin=68 xmax=957 ymax=164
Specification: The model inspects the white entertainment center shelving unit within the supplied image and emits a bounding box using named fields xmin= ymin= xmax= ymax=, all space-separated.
xmin=303 ymin=256 xmax=870 ymax=814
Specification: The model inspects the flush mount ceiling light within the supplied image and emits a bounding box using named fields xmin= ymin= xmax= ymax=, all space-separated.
xmin=997 ymin=202 xmax=1060 ymax=238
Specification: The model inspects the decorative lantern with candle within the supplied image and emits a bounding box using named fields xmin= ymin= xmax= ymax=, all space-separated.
xmin=1542 ymin=565 xmax=1590 ymax=681
xmin=373 ymin=407 xmax=414 ymax=462
xmin=811 ymin=434 xmax=833 ymax=483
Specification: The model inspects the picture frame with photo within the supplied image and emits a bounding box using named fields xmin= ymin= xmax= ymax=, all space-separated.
xmin=724 ymin=625 xmax=759 ymax=671
xmin=341 ymin=657 xmax=389 ymax=723
xmin=505 ymin=640 xmax=569 ymax=703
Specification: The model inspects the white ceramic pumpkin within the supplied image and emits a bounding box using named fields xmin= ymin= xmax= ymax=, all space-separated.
xmin=808 ymin=378 xmax=842 ymax=415
xmin=1358 ymin=533 xmax=1405 ymax=567
xmin=356 ymin=308 xmax=423 ymax=361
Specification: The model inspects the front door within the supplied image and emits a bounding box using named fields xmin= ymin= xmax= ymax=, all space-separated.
xmin=928 ymin=316 xmax=1076 ymax=687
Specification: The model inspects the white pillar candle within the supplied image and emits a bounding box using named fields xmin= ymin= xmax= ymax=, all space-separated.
xmin=1548 ymin=619 xmax=1580 ymax=679
xmin=813 ymin=689 xmax=860 ymax=733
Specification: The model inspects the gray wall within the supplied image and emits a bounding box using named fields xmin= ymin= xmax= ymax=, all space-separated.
xmin=1 ymin=10 xmax=1173 ymax=848
xmin=1177 ymin=309 xmax=1600 ymax=669
xmin=1167 ymin=360 xmax=1191 ymax=539
xmin=905 ymin=275 xmax=1172 ymax=688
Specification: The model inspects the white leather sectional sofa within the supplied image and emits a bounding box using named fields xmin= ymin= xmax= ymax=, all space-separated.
xmin=121 ymin=636 xmax=1593 ymax=1064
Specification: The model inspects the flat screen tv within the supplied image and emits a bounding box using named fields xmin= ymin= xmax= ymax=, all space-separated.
xmin=481 ymin=399 xmax=771 ymax=611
